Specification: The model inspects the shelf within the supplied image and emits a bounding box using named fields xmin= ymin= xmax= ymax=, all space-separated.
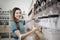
xmin=0 ymin=15 xmax=9 ymax=16
xmin=0 ymin=19 xmax=9 ymax=20
xmin=0 ymin=10 xmax=11 ymax=38
xmin=0 ymin=31 xmax=9 ymax=33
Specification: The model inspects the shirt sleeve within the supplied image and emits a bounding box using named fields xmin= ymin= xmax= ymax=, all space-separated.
xmin=22 ymin=20 xmax=25 ymax=25
xmin=9 ymin=21 xmax=18 ymax=32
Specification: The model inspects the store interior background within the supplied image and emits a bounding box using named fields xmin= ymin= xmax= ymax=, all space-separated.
xmin=0 ymin=0 xmax=60 ymax=40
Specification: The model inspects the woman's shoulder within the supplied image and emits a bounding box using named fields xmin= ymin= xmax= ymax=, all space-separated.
xmin=9 ymin=20 xmax=16 ymax=27
xmin=9 ymin=20 xmax=15 ymax=24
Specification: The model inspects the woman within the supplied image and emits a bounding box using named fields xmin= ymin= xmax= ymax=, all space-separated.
xmin=9 ymin=6 xmax=39 ymax=40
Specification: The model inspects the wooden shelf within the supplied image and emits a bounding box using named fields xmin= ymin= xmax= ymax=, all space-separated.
xmin=0 ymin=26 xmax=9 ymax=32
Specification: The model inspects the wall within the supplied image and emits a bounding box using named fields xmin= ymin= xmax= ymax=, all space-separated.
xmin=0 ymin=0 xmax=33 ymax=20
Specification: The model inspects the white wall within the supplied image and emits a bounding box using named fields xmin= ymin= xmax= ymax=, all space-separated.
xmin=0 ymin=0 xmax=32 ymax=11
xmin=0 ymin=0 xmax=33 ymax=19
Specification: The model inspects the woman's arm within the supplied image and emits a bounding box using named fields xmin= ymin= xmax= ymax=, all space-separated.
xmin=26 ymin=6 xmax=35 ymax=23
xmin=26 ymin=0 xmax=38 ymax=23
xmin=15 ymin=29 xmax=34 ymax=39
xmin=15 ymin=26 xmax=39 ymax=40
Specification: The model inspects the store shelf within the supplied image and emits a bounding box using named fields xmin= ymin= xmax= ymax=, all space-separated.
xmin=0 ymin=19 xmax=9 ymax=20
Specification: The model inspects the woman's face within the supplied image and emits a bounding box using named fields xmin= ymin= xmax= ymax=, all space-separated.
xmin=15 ymin=10 xmax=22 ymax=20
